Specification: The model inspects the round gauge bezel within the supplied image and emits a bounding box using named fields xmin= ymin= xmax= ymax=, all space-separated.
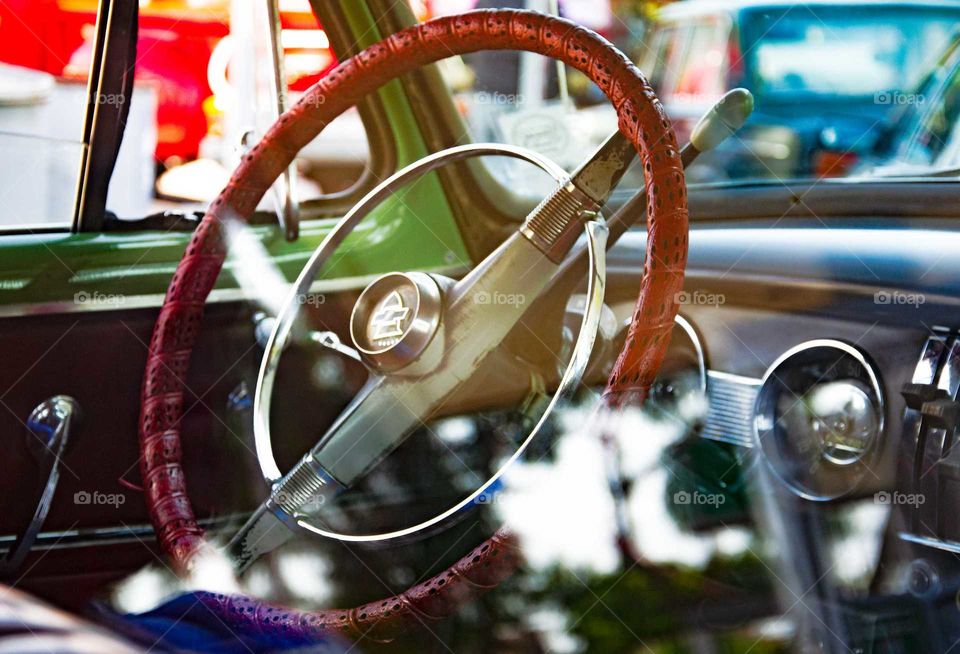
xmin=754 ymin=339 xmax=885 ymax=502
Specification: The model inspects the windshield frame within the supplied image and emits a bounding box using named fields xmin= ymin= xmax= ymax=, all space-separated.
xmin=72 ymin=0 xmax=139 ymax=233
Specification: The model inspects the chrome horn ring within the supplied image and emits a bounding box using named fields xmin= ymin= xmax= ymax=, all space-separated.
xmin=250 ymin=143 xmax=608 ymax=544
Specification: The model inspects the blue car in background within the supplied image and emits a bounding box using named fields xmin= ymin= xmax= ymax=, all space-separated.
xmin=861 ymin=33 xmax=960 ymax=176
xmin=638 ymin=0 xmax=960 ymax=182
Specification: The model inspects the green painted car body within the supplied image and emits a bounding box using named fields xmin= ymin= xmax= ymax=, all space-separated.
xmin=0 ymin=2 xmax=468 ymax=313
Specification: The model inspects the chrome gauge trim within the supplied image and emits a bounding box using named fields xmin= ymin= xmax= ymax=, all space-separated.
xmin=754 ymin=339 xmax=885 ymax=502
xmin=757 ymin=339 xmax=885 ymax=410
xmin=675 ymin=314 xmax=707 ymax=395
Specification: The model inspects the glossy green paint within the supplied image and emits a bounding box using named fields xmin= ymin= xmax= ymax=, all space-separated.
xmin=0 ymin=5 xmax=470 ymax=311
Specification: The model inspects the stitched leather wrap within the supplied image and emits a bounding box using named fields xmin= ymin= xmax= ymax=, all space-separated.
xmin=194 ymin=530 xmax=519 ymax=643
xmin=139 ymin=8 xmax=687 ymax=640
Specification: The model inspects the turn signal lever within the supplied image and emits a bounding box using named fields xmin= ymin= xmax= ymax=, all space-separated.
xmin=515 ymin=89 xmax=754 ymax=357
xmin=524 ymin=88 xmax=753 ymax=269
xmin=682 ymin=88 xmax=755 ymax=167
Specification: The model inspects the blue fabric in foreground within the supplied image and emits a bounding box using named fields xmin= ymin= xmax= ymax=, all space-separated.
xmin=96 ymin=592 xmax=352 ymax=654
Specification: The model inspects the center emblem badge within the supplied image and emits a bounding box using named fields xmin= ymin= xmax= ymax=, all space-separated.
xmin=350 ymin=272 xmax=444 ymax=372
xmin=369 ymin=291 xmax=411 ymax=347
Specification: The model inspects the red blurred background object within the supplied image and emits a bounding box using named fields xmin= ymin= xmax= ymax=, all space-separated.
xmin=0 ymin=0 xmax=337 ymax=163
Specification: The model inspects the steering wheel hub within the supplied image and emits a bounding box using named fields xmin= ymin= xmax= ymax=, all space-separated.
xmin=349 ymin=271 xmax=444 ymax=372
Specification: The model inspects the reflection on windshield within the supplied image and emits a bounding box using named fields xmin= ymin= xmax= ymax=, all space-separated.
xmin=865 ymin=38 xmax=960 ymax=175
xmin=745 ymin=9 xmax=953 ymax=99
xmin=441 ymin=2 xmax=960 ymax=189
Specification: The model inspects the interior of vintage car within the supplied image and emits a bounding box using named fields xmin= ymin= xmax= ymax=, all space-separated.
xmin=3 ymin=0 xmax=960 ymax=652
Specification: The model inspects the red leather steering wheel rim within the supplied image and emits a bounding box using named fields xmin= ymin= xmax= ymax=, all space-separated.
xmin=139 ymin=8 xmax=687 ymax=642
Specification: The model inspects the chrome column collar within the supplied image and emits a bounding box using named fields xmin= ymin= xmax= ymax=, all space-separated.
xmin=520 ymin=180 xmax=600 ymax=263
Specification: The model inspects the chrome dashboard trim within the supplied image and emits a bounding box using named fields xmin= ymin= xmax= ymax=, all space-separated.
xmin=0 ymin=265 xmax=469 ymax=319
xmin=707 ymin=369 xmax=764 ymax=387
xmin=753 ymin=339 xmax=886 ymax=501
xmin=0 ymin=514 xmax=248 ymax=553
xmin=936 ymin=338 xmax=960 ymax=395
xmin=899 ymin=532 xmax=960 ymax=555
xmin=914 ymin=334 xmax=948 ymax=384
xmin=664 ymin=314 xmax=762 ymax=449
xmin=703 ymin=370 xmax=761 ymax=448
xmin=676 ymin=314 xmax=708 ymax=394
xmin=898 ymin=333 xmax=953 ymax=549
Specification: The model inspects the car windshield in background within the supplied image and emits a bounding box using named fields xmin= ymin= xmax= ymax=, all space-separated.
xmin=862 ymin=37 xmax=960 ymax=175
xmin=445 ymin=1 xmax=960 ymax=193
xmin=644 ymin=2 xmax=960 ymax=183
xmin=743 ymin=7 xmax=953 ymax=100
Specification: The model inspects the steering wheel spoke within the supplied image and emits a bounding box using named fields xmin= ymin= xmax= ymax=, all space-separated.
xmin=231 ymin=215 xmax=609 ymax=571
xmin=242 ymin=131 xmax=639 ymax=562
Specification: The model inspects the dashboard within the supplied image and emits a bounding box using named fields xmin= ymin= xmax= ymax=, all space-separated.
xmin=602 ymin=216 xmax=960 ymax=648
xmin=7 ymin=201 xmax=960 ymax=653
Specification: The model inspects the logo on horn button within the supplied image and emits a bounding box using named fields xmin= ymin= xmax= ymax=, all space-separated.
xmin=349 ymin=272 xmax=444 ymax=372
xmin=368 ymin=290 xmax=411 ymax=347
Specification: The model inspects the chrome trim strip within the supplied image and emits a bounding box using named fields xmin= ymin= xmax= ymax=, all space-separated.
xmin=703 ymin=370 xmax=761 ymax=448
xmin=658 ymin=314 xmax=761 ymax=449
xmin=936 ymin=337 xmax=960 ymax=395
xmin=676 ymin=314 xmax=707 ymax=394
xmin=0 ymin=265 xmax=469 ymax=319
xmin=899 ymin=532 xmax=960 ymax=555
xmin=0 ymin=513 xmax=247 ymax=553
xmin=707 ymin=369 xmax=763 ymax=387
xmin=914 ymin=334 xmax=947 ymax=385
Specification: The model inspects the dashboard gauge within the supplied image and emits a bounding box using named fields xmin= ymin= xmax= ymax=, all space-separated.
xmin=635 ymin=315 xmax=708 ymax=433
xmin=755 ymin=340 xmax=884 ymax=501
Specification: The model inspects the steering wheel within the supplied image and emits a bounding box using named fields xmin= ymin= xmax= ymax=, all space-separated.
xmin=139 ymin=8 xmax=687 ymax=643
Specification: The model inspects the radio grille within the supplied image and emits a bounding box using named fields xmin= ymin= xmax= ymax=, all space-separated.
xmin=701 ymin=370 xmax=762 ymax=448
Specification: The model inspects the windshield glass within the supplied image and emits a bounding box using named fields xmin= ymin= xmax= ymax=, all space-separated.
xmin=441 ymin=1 xmax=960 ymax=193
xmin=863 ymin=38 xmax=960 ymax=174
xmin=743 ymin=7 xmax=953 ymax=100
